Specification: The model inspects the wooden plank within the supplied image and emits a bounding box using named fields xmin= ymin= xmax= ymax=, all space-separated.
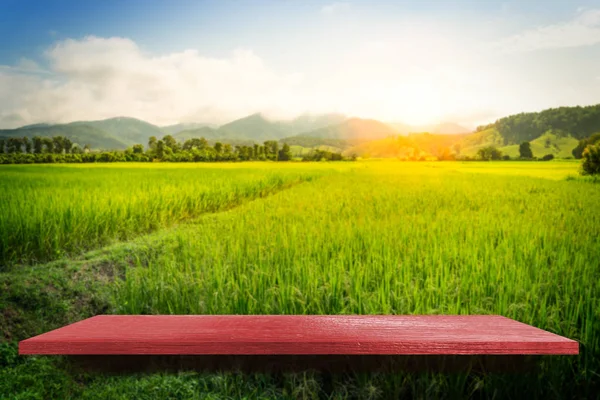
xmin=19 ymin=315 xmax=579 ymax=356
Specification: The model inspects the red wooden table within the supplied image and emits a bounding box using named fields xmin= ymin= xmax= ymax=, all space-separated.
xmin=19 ymin=315 xmax=578 ymax=356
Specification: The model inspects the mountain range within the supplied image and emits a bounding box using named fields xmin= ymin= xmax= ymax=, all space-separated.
xmin=2 ymin=104 xmax=599 ymax=159
xmin=0 ymin=113 xmax=468 ymax=149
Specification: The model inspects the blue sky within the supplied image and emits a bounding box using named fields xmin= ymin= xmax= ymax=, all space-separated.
xmin=1 ymin=0 xmax=599 ymax=128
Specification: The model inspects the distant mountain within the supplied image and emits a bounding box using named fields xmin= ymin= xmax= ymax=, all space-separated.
xmin=283 ymin=113 xmax=347 ymax=135
xmin=426 ymin=122 xmax=471 ymax=135
xmin=290 ymin=118 xmax=398 ymax=142
xmin=161 ymin=123 xmax=217 ymax=135
xmin=343 ymin=133 xmax=469 ymax=159
xmin=387 ymin=121 xmax=471 ymax=134
xmin=218 ymin=113 xmax=288 ymax=142
xmin=196 ymin=113 xmax=349 ymax=142
xmin=386 ymin=122 xmax=413 ymax=134
xmin=0 ymin=113 xmax=348 ymax=150
xmin=172 ymin=126 xmax=221 ymax=141
xmin=17 ymin=123 xmax=54 ymax=130
xmin=69 ymin=117 xmax=164 ymax=147
xmin=0 ymin=124 xmax=128 ymax=150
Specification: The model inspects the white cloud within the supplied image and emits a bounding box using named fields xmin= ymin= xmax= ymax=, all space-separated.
xmin=0 ymin=36 xmax=305 ymax=127
xmin=495 ymin=9 xmax=600 ymax=53
xmin=0 ymin=33 xmax=544 ymax=128
xmin=321 ymin=2 xmax=350 ymax=15
xmin=0 ymin=58 xmax=50 ymax=75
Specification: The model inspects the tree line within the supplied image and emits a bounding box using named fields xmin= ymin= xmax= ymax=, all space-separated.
xmin=0 ymin=136 xmax=89 ymax=155
xmin=0 ymin=135 xmax=352 ymax=164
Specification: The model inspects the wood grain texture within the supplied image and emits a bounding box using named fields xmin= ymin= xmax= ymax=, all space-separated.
xmin=19 ymin=315 xmax=579 ymax=356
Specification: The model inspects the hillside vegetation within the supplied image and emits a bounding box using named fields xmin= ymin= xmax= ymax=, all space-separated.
xmin=478 ymin=104 xmax=600 ymax=144
xmin=499 ymin=132 xmax=579 ymax=158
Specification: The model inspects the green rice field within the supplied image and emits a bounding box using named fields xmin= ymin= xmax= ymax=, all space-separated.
xmin=1 ymin=161 xmax=599 ymax=399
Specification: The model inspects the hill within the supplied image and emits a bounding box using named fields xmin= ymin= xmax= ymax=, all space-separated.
xmin=69 ymin=117 xmax=164 ymax=147
xmin=1 ymin=114 xmax=348 ymax=150
xmin=291 ymin=118 xmax=398 ymax=142
xmin=498 ymin=132 xmax=579 ymax=158
xmin=172 ymin=126 xmax=222 ymax=141
xmin=161 ymin=123 xmax=217 ymax=135
xmin=425 ymin=122 xmax=471 ymax=134
xmin=457 ymin=128 xmax=504 ymax=156
xmin=172 ymin=127 xmax=256 ymax=146
xmin=0 ymin=124 xmax=128 ymax=150
xmin=217 ymin=113 xmax=288 ymax=141
xmin=385 ymin=121 xmax=470 ymax=135
xmin=181 ymin=113 xmax=349 ymax=143
xmin=458 ymin=103 xmax=600 ymax=158
xmin=283 ymin=113 xmax=347 ymax=135
xmin=477 ymin=104 xmax=600 ymax=144
xmin=343 ymin=133 xmax=469 ymax=159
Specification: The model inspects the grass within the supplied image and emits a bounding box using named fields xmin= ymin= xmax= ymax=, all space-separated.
xmin=1 ymin=161 xmax=599 ymax=398
xmin=499 ymin=133 xmax=579 ymax=159
xmin=460 ymin=129 xmax=580 ymax=159
xmin=0 ymin=163 xmax=326 ymax=268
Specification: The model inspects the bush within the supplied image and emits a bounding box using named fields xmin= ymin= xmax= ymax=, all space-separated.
xmin=541 ymin=154 xmax=554 ymax=161
xmin=477 ymin=146 xmax=502 ymax=161
xmin=581 ymin=144 xmax=600 ymax=175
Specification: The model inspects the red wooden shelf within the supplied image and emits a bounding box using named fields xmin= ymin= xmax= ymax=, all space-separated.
xmin=19 ymin=315 xmax=578 ymax=356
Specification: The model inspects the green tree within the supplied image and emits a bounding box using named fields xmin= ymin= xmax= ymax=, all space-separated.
xmin=33 ymin=136 xmax=43 ymax=154
xmin=162 ymin=135 xmax=179 ymax=152
xmin=581 ymin=144 xmax=600 ymax=175
xmin=222 ymin=144 xmax=234 ymax=160
xmin=572 ymin=133 xmax=600 ymax=159
xmin=148 ymin=136 xmax=157 ymax=150
xmin=477 ymin=146 xmax=502 ymax=161
xmin=183 ymin=138 xmax=208 ymax=151
xmin=0 ymin=139 xmax=5 ymax=154
xmin=7 ymin=138 xmax=22 ymax=153
xmin=263 ymin=140 xmax=279 ymax=161
xmin=519 ymin=142 xmax=533 ymax=158
xmin=52 ymin=136 xmax=64 ymax=154
xmin=22 ymin=137 xmax=32 ymax=153
xmin=156 ymin=140 xmax=165 ymax=160
xmin=62 ymin=137 xmax=73 ymax=154
xmin=43 ymin=137 xmax=54 ymax=153
xmin=278 ymin=143 xmax=292 ymax=161
xmin=132 ymin=144 xmax=144 ymax=154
